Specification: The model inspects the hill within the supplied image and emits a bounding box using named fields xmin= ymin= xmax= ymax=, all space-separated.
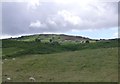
xmin=2 ymin=34 xmax=119 ymax=58
xmin=6 ymin=34 xmax=91 ymax=43
xmin=2 ymin=34 xmax=119 ymax=82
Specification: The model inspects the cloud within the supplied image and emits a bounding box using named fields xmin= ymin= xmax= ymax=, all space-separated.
xmin=113 ymin=32 xmax=119 ymax=38
xmin=0 ymin=34 xmax=21 ymax=39
xmin=58 ymin=10 xmax=82 ymax=25
xmin=29 ymin=20 xmax=46 ymax=28
xmin=47 ymin=18 xmax=57 ymax=26
xmin=2 ymin=0 xmax=118 ymax=39
xmin=27 ymin=0 xmax=41 ymax=9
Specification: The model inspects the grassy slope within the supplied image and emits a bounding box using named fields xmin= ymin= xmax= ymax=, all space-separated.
xmin=2 ymin=39 xmax=118 ymax=58
xmin=0 ymin=40 xmax=2 ymax=83
xmin=2 ymin=47 xmax=118 ymax=82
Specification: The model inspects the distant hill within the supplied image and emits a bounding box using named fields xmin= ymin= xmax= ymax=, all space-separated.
xmin=3 ymin=34 xmax=119 ymax=43
xmin=6 ymin=34 xmax=92 ymax=42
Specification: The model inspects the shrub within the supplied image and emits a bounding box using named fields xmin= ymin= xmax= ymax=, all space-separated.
xmin=51 ymin=41 xmax=60 ymax=45
xmin=86 ymin=40 xmax=89 ymax=43
xmin=49 ymin=39 xmax=52 ymax=43
xmin=35 ymin=38 xmax=41 ymax=42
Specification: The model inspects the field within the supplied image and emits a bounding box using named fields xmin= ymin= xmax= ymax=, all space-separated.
xmin=0 ymin=40 xmax=2 ymax=83
xmin=1 ymin=34 xmax=119 ymax=82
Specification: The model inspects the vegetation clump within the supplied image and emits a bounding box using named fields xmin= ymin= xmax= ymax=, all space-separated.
xmin=35 ymin=38 xmax=41 ymax=42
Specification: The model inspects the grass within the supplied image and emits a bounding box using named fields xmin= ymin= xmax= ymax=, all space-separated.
xmin=0 ymin=59 xmax=1 ymax=83
xmin=2 ymin=39 xmax=118 ymax=58
xmin=2 ymin=47 xmax=118 ymax=82
xmin=2 ymin=38 xmax=119 ymax=82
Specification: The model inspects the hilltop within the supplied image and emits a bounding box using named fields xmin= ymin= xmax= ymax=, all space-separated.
xmin=6 ymin=34 xmax=92 ymax=42
xmin=4 ymin=34 xmax=119 ymax=43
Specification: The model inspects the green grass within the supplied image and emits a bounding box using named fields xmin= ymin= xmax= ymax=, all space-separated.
xmin=2 ymin=39 xmax=118 ymax=58
xmin=2 ymin=38 xmax=119 ymax=82
xmin=2 ymin=47 xmax=23 ymax=56
xmin=0 ymin=58 xmax=1 ymax=83
xmin=2 ymin=47 xmax=118 ymax=82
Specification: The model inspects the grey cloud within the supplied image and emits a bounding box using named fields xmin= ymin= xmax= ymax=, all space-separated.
xmin=2 ymin=1 xmax=118 ymax=36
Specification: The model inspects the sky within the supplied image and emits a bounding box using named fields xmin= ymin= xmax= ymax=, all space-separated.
xmin=1 ymin=0 xmax=119 ymax=39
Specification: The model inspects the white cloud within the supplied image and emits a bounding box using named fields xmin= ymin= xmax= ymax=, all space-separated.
xmin=53 ymin=0 xmax=94 ymax=5
xmin=58 ymin=10 xmax=82 ymax=25
xmin=29 ymin=20 xmax=46 ymax=28
xmin=1 ymin=0 xmax=119 ymax=2
xmin=0 ymin=34 xmax=21 ymax=39
xmin=47 ymin=18 xmax=57 ymax=26
xmin=42 ymin=32 xmax=62 ymax=34
xmin=113 ymin=32 xmax=118 ymax=38
xmin=27 ymin=0 xmax=41 ymax=9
